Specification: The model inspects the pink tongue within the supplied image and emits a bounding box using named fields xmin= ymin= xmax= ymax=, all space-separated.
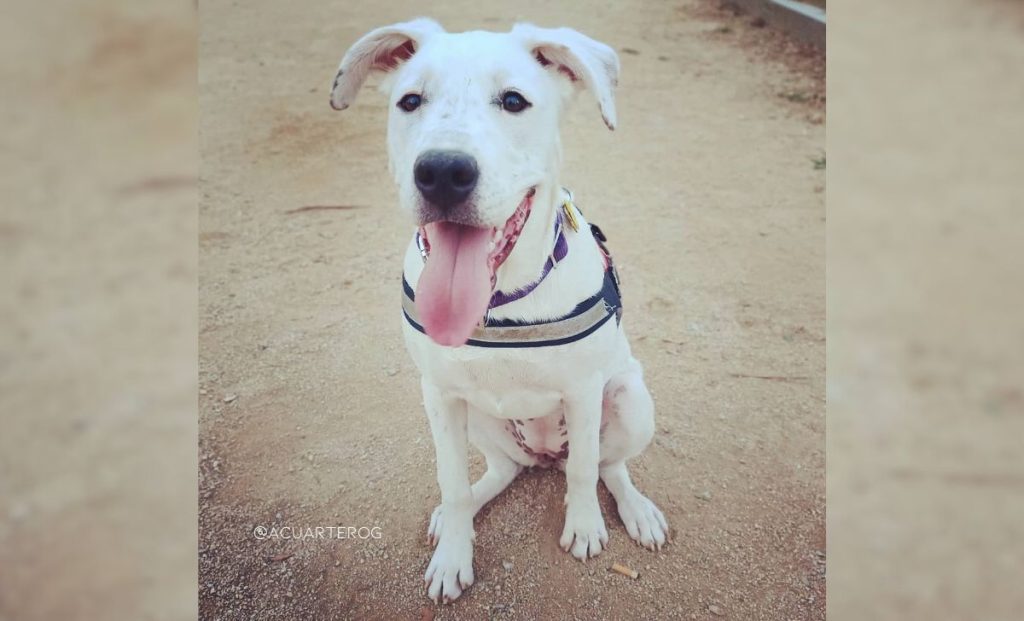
xmin=416 ymin=222 xmax=493 ymax=347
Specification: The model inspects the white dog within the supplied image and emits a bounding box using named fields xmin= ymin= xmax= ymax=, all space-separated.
xmin=330 ymin=18 xmax=667 ymax=603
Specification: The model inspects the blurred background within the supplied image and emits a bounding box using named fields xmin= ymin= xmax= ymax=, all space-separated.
xmin=827 ymin=1 xmax=1024 ymax=618
xmin=0 ymin=1 xmax=197 ymax=619
xmin=0 ymin=0 xmax=1021 ymax=620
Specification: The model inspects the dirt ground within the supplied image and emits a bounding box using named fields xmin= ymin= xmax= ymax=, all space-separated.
xmin=199 ymin=1 xmax=824 ymax=619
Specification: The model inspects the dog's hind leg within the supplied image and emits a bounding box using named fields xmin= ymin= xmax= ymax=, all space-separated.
xmin=598 ymin=360 xmax=669 ymax=550
xmin=427 ymin=444 xmax=521 ymax=547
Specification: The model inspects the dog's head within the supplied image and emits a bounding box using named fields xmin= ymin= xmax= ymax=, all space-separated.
xmin=330 ymin=19 xmax=619 ymax=346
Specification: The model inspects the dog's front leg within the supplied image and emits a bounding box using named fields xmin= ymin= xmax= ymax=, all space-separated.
xmin=421 ymin=379 xmax=475 ymax=603
xmin=560 ymin=377 xmax=609 ymax=560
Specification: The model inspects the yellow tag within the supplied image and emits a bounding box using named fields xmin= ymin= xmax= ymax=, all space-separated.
xmin=562 ymin=200 xmax=580 ymax=232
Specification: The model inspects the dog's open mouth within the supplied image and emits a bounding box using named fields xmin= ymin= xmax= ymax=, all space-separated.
xmin=415 ymin=188 xmax=535 ymax=347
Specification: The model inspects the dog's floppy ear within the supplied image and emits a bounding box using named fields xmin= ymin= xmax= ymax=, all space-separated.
xmin=329 ymin=18 xmax=444 ymax=111
xmin=512 ymin=24 xmax=620 ymax=130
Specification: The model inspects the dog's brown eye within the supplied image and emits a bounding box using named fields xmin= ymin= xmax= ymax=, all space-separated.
xmin=398 ymin=93 xmax=422 ymax=112
xmin=500 ymin=91 xmax=531 ymax=113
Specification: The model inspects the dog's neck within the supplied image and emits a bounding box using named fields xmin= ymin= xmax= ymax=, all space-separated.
xmin=492 ymin=183 xmax=565 ymax=295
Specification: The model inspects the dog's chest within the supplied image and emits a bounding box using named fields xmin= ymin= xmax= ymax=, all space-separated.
xmin=404 ymin=313 xmax=625 ymax=422
xmin=441 ymin=358 xmax=567 ymax=420
xmin=460 ymin=383 xmax=563 ymax=420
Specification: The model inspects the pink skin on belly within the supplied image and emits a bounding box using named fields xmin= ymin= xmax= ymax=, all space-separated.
xmin=506 ymin=398 xmax=615 ymax=465
xmin=507 ymin=417 xmax=569 ymax=465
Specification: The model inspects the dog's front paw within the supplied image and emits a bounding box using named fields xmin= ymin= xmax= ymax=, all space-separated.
xmin=424 ymin=535 xmax=474 ymax=604
xmin=617 ymin=490 xmax=668 ymax=551
xmin=559 ymin=498 xmax=609 ymax=561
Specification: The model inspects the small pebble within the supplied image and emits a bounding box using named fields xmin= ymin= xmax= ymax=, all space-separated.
xmin=223 ymin=394 xmax=237 ymax=403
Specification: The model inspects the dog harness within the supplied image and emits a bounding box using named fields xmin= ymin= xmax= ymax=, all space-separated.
xmin=402 ymin=191 xmax=622 ymax=348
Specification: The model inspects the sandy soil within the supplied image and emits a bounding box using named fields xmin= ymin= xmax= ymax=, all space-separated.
xmin=199 ymin=1 xmax=824 ymax=619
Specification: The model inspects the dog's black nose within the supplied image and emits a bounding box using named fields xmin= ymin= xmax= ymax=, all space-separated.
xmin=414 ymin=150 xmax=479 ymax=210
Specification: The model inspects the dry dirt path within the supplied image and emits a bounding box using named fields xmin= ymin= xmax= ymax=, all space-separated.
xmin=199 ymin=1 xmax=824 ymax=619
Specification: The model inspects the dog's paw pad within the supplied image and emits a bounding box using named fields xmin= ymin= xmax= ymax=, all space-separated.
xmin=617 ymin=492 xmax=668 ymax=551
xmin=424 ymin=539 xmax=474 ymax=604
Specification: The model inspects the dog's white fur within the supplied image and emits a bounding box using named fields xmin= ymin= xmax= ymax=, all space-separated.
xmin=331 ymin=18 xmax=667 ymax=604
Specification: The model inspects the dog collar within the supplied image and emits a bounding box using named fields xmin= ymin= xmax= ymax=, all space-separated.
xmin=401 ymin=259 xmax=621 ymax=348
xmin=488 ymin=210 xmax=568 ymax=309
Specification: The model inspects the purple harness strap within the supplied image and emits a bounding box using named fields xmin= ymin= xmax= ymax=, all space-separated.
xmin=488 ymin=213 xmax=569 ymax=309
